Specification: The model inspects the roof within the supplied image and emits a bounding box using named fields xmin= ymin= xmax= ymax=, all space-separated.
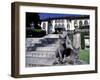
xmin=40 ymin=15 xmax=89 ymax=21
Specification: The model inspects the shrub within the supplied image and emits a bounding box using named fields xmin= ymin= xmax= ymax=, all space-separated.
xmin=26 ymin=29 xmax=46 ymax=38
xmin=81 ymin=32 xmax=85 ymax=49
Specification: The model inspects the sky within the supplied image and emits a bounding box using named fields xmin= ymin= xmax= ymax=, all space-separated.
xmin=38 ymin=13 xmax=83 ymax=20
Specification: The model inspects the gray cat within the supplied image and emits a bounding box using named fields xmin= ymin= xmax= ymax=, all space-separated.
xmin=56 ymin=32 xmax=73 ymax=64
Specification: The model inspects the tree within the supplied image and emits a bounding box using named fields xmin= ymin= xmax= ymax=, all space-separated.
xmin=26 ymin=12 xmax=41 ymax=29
xmin=81 ymin=32 xmax=85 ymax=49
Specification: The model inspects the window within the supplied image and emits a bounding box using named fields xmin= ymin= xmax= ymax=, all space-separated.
xmin=74 ymin=20 xmax=78 ymax=28
xmin=43 ymin=23 xmax=46 ymax=29
xmin=79 ymin=20 xmax=83 ymax=27
xmin=57 ymin=19 xmax=60 ymax=23
xmin=55 ymin=20 xmax=57 ymax=24
xmin=84 ymin=20 xmax=89 ymax=26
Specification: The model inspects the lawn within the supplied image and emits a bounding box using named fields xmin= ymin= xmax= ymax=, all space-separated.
xmin=79 ymin=49 xmax=89 ymax=64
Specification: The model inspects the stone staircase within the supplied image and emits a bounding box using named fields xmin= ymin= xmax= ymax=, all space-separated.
xmin=26 ymin=34 xmax=60 ymax=67
xmin=25 ymin=33 xmax=83 ymax=67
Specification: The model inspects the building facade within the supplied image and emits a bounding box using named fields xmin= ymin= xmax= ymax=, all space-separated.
xmin=40 ymin=15 xmax=90 ymax=49
xmin=41 ymin=17 xmax=89 ymax=33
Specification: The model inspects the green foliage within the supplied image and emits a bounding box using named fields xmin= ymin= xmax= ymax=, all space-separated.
xmin=32 ymin=29 xmax=42 ymax=32
xmin=81 ymin=32 xmax=85 ymax=49
xmin=26 ymin=13 xmax=41 ymax=29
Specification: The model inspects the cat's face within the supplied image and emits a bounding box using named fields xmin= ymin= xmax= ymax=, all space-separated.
xmin=59 ymin=36 xmax=66 ymax=44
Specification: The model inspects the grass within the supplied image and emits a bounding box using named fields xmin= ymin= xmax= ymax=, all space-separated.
xmin=79 ymin=49 xmax=89 ymax=64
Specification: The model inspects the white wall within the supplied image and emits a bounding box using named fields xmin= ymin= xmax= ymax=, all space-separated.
xmin=0 ymin=0 xmax=100 ymax=80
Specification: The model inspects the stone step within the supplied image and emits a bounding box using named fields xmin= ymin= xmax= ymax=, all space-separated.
xmin=44 ymin=34 xmax=59 ymax=38
xmin=26 ymin=41 xmax=59 ymax=50
xmin=35 ymin=46 xmax=58 ymax=51
xmin=26 ymin=38 xmax=58 ymax=47
xmin=26 ymin=57 xmax=56 ymax=66
xmin=26 ymin=51 xmax=56 ymax=58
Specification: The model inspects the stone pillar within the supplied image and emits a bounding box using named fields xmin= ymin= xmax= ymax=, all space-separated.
xmin=48 ymin=19 xmax=52 ymax=34
xmin=73 ymin=29 xmax=81 ymax=49
xmin=70 ymin=28 xmax=81 ymax=64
